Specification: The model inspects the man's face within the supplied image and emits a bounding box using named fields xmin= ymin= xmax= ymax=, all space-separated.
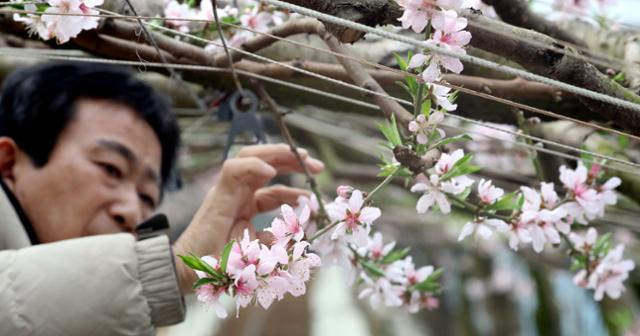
xmin=5 ymin=98 xmax=162 ymax=243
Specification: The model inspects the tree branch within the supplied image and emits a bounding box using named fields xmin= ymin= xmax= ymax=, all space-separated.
xmin=278 ymin=0 xmax=640 ymax=134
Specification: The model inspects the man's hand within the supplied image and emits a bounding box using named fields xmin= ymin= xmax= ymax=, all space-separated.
xmin=173 ymin=144 xmax=324 ymax=293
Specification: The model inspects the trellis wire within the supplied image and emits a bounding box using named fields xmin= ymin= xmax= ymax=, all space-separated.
xmin=1 ymin=48 xmax=639 ymax=177
xmin=411 ymin=0 xmax=640 ymax=78
xmin=210 ymin=18 xmax=640 ymax=142
xmin=114 ymin=22 xmax=640 ymax=172
xmin=261 ymin=0 xmax=640 ymax=113
xmin=4 ymin=7 xmax=640 ymax=140
xmin=1 ymin=3 xmax=636 ymax=76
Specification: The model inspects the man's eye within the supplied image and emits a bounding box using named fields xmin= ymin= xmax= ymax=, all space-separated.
xmin=99 ymin=162 xmax=123 ymax=180
xmin=139 ymin=194 xmax=156 ymax=208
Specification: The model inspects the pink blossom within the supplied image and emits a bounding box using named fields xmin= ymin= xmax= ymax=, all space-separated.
xmin=435 ymin=149 xmax=465 ymax=175
xmin=477 ymin=179 xmax=503 ymax=204
xmin=13 ymin=4 xmax=52 ymax=40
xmin=500 ymin=219 xmax=532 ymax=251
xmin=589 ymin=244 xmax=635 ymax=300
xmin=266 ymin=204 xmax=309 ymax=246
xmin=396 ymin=0 xmax=438 ymax=33
xmin=358 ymin=273 xmax=404 ymax=308
xmin=240 ymin=8 xmax=273 ymax=33
xmin=407 ymin=10 xmax=470 ymax=82
xmin=233 ymin=264 xmax=259 ymax=310
xmin=328 ymin=190 xmax=381 ymax=247
xmin=430 ymin=84 xmax=458 ymax=111
xmin=358 ymin=232 xmax=396 ymax=261
xmin=458 ymin=217 xmax=507 ymax=241
xmin=336 ymin=185 xmax=354 ymax=199
xmin=411 ymin=171 xmax=474 ymax=214
xmin=411 ymin=174 xmax=452 ymax=214
xmin=227 ymin=230 xmax=262 ymax=276
xmin=195 ymin=284 xmax=228 ymax=318
xmin=42 ymin=0 xmax=103 ymax=44
xmin=287 ymin=241 xmax=322 ymax=296
xmin=408 ymin=111 xmax=446 ymax=144
xmin=560 ymin=163 xmax=598 ymax=208
xmin=163 ymin=0 xmax=195 ymax=33
xmin=569 ymin=227 xmax=598 ymax=254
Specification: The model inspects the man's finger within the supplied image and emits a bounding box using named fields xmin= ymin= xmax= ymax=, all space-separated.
xmin=220 ymin=157 xmax=278 ymax=191
xmin=236 ymin=143 xmax=324 ymax=175
xmin=254 ymin=185 xmax=311 ymax=213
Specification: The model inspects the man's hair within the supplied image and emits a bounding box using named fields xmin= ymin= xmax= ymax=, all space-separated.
xmin=0 ymin=62 xmax=180 ymax=189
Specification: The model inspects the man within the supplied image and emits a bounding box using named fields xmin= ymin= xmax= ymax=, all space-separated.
xmin=0 ymin=62 xmax=324 ymax=335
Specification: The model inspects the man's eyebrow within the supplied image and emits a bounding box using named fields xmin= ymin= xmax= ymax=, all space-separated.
xmin=97 ymin=140 xmax=161 ymax=187
xmin=97 ymin=139 xmax=137 ymax=164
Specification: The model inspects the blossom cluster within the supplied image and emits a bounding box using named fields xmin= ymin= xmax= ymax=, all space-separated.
xmin=183 ymin=185 xmax=443 ymax=317
xmin=12 ymin=0 xmax=103 ymax=43
xmin=310 ymin=187 xmax=443 ymax=312
xmin=162 ymin=0 xmax=286 ymax=53
xmin=182 ymin=204 xmax=321 ymax=318
xmin=405 ymin=143 xmax=634 ymax=300
xmin=571 ymin=228 xmax=635 ymax=301
xmin=396 ymin=0 xmax=472 ymax=83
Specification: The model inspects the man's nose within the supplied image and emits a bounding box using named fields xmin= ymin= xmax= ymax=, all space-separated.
xmin=108 ymin=187 xmax=143 ymax=232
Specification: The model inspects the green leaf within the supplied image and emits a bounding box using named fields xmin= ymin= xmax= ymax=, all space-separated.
xmin=193 ymin=277 xmax=220 ymax=289
xmin=427 ymin=268 xmax=444 ymax=282
xmin=485 ymin=191 xmax=521 ymax=212
xmin=440 ymin=154 xmax=480 ymax=182
xmin=413 ymin=268 xmax=444 ymax=292
xmin=179 ymin=254 xmax=224 ymax=281
xmin=396 ymin=81 xmax=413 ymax=97
xmin=361 ymin=260 xmax=386 ymax=277
xmin=593 ymin=232 xmax=612 ymax=257
xmin=219 ymin=240 xmax=235 ymax=273
xmin=381 ymin=247 xmax=411 ymax=264
xmin=570 ymin=258 xmax=586 ymax=272
xmin=378 ymin=114 xmax=403 ymax=147
xmin=457 ymin=186 xmax=472 ymax=201
xmin=421 ymin=99 xmax=432 ymax=116
xmin=394 ymin=52 xmax=408 ymax=71
xmin=431 ymin=134 xmax=472 ymax=148
xmin=406 ymin=75 xmax=418 ymax=95
xmin=618 ymin=135 xmax=630 ymax=150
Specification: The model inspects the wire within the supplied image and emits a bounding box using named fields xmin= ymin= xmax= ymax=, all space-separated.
xmin=260 ymin=0 xmax=640 ymax=113
xmin=4 ymin=7 xmax=640 ymax=140
xmin=211 ymin=18 xmax=640 ymax=142
xmin=116 ymin=22 xmax=640 ymax=171
xmin=3 ymin=1 xmax=636 ymax=77
xmin=1 ymin=48 xmax=639 ymax=176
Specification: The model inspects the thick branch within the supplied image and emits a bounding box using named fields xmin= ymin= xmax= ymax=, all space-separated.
xmin=279 ymin=0 xmax=640 ymax=134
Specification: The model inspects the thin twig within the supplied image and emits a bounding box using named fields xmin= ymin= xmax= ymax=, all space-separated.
xmin=363 ymin=167 xmax=400 ymax=204
xmin=211 ymin=0 xmax=244 ymax=95
xmin=254 ymin=82 xmax=329 ymax=227
xmin=517 ymin=110 xmax=546 ymax=181
xmin=121 ymin=0 xmax=209 ymax=114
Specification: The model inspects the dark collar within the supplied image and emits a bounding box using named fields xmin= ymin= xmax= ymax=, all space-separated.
xmin=0 ymin=179 xmax=40 ymax=245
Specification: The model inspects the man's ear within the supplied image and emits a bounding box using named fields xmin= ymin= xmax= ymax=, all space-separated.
xmin=0 ymin=137 xmax=18 ymax=186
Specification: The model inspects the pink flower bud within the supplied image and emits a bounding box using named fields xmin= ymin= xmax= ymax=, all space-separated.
xmin=589 ymin=164 xmax=601 ymax=180
xmin=336 ymin=185 xmax=354 ymax=198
